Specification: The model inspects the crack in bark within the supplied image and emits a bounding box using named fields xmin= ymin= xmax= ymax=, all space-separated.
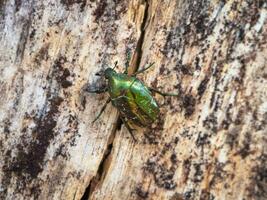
xmin=131 ymin=0 xmax=150 ymax=74
xmin=80 ymin=1 xmax=150 ymax=199
xmin=81 ymin=143 xmax=113 ymax=200
xmin=80 ymin=121 xmax=118 ymax=200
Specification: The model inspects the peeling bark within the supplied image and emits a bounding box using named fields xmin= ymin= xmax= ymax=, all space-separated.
xmin=0 ymin=0 xmax=267 ymax=200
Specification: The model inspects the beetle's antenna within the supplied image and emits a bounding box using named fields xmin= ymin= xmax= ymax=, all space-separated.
xmin=95 ymin=61 xmax=118 ymax=76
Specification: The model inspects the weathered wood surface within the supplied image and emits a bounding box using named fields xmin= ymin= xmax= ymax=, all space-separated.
xmin=0 ymin=0 xmax=267 ymax=200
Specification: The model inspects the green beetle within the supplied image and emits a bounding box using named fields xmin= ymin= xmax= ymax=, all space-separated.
xmin=87 ymin=61 xmax=177 ymax=141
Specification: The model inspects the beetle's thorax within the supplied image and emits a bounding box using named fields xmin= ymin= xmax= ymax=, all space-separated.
xmin=106 ymin=71 xmax=135 ymax=98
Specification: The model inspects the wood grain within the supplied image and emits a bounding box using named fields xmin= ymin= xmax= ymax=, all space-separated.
xmin=0 ymin=0 xmax=266 ymax=200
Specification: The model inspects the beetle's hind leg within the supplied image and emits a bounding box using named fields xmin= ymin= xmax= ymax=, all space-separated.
xmin=120 ymin=116 xmax=137 ymax=142
xmin=149 ymin=87 xmax=178 ymax=97
xmin=92 ymin=98 xmax=111 ymax=123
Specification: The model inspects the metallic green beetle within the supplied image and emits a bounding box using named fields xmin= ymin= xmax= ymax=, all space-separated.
xmin=87 ymin=61 xmax=177 ymax=141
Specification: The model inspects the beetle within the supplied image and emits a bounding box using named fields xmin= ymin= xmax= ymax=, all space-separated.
xmin=86 ymin=60 xmax=178 ymax=141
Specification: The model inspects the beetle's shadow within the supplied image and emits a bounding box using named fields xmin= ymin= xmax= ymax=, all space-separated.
xmin=79 ymin=71 xmax=108 ymax=106
xmin=83 ymin=74 xmax=107 ymax=94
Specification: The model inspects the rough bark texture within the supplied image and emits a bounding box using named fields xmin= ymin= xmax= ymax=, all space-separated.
xmin=0 ymin=0 xmax=266 ymax=200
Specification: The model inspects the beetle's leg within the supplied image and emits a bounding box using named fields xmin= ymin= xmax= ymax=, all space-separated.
xmin=112 ymin=61 xmax=118 ymax=70
xmin=92 ymin=98 xmax=111 ymax=123
xmin=86 ymin=87 xmax=108 ymax=94
xmin=132 ymin=62 xmax=155 ymax=76
xmin=124 ymin=50 xmax=131 ymax=74
xmin=120 ymin=116 xmax=137 ymax=142
xmin=149 ymin=87 xmax=178 ymax=97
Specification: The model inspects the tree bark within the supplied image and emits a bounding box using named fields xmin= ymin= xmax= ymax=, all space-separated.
xmin=0 ymin=0 xmax=266 ymax=200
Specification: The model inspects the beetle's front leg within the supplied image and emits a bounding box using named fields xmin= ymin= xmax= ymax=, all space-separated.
xmin=124 ymin=50 xmax=131 ymax=75
xmin=120 ymin=116 xmax=137 ymax=142
xmin=92 ymin=98 xmax=111 ymax=123
xmin=149 ymin=87 xmax=178 ymax=97
xmin=85 ymin=86 xmax=108 ymax=94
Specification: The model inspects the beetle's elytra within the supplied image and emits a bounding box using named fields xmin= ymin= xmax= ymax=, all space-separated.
xmin=86 ymin=61 xmax=178 ymax=141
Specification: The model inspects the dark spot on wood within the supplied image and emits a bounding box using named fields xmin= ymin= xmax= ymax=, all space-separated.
xmin=195 ymin=13 xmax=209 ymax=34
xmin=151 ymin=78 xmax=158 ymax=89
xmin=54 ymin=115 xmax=79 ymax=158
xmin=3 ymin=119 xmax=11 ymax=134
xmin=8 ymin=96 xmax=63 ymax=183
xmin=235 ymin=59 xmax=246 ymax=85
xmin=209 ymin=78 xmax=219 ymax=109
xmin=196 ymin=132 xmax=210 ymax=147
xmin=135 ymin=184 xmax=149 ymax=199
xmin=29 ymin=29 xmax=36 ymax=40
xmin=194 ymin=56 xmax=201 ymax=70
xmin=181 ymin=158 xmax=191 ymax=184
xmin=182 ymin=94 xmax=196 ymax=117
xmin=174 ymin=136 xmax=179 ymax=144
xmin=144 ymin=113 xmax=165 ymax=145
xmin=21 ymin=127 xmax=27 ymax=133
xmin=179 ymin=128 xmax=193 ymax=140
xmin=60 ymin=0 xmax=87 ymax=12
xmin=14 ymin=0 xmax=21 ymax=12
xmin=221 ymin=119 xmax=230 ymax=130
xmin=170 ymin=153 xmax=177 ymax=164
xmin=52 ymin=56 xmax=73 ymax=88
xmin=234 ymin=132 xmax=251 ymax=159
xmin=184 ymin=189 xmax=196 ymax=200
xmin=1 ymin=150 xmax=12 ymax=199
xmin=34 ymin=44 xmax=49 ymax=65
xmin=159 ymin=64 xmax=166 ymax=74
xmin=80 ymin=94 xmax=87 ymax=110
xmin=225 ymin=126 xmax=241 ymax=149
xmin=210 ymin=161 xmax=227 ymax=187
xmin=0 ymin=97 xmax=66 ymax=197
xmin=197 ymin=76 xmax=209 ymax=98
xmin=234 ymin=107 xmax=245 ymax=125
xmin=247 ymin=3 xmax=260 ymax=27
xmin=203 ymin=114 xmax=217 ymax=132
xmin=237 ymin=27 xmax=245 ymax=42
xmin=258 ymin=0 xmax=265 ymax=8
xmin=200 ymin=190 xmax=215 ymax=200
xmin=193 ymin=163 xmax=204 ymax=182
xmin=221 ymin=104 xmax=233 ymax=130
xmin=174 ymin=62 xmax=193 ymax=76
xmin=144 ymin=139 xmax=179 ymax=190
xmin=93 ymin=1 xmax=107 ymax=20
xmin=145 ymin=158 xmax=177 ymax=190
xmin=61 ymin=69 xmax=72 ymax=88
xmin=159 ymin=64 xmax=171 ymax=75
xmin=143 ymin=130 xmax=160 ymax=145
xmin=248 ymin=153 xmax=267 ymax=198
xmin=0 ymin=0 xmax=6 ymax=13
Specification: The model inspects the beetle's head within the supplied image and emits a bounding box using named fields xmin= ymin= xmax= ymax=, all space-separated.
xmin=104 ymin=68 xmax=115 ymax=79
xmin=95 ymin=61 xmax=118 ymax=79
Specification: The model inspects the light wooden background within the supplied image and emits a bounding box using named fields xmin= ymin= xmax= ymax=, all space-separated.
xmin=0 ymin=0 xmax=266 ymax=199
